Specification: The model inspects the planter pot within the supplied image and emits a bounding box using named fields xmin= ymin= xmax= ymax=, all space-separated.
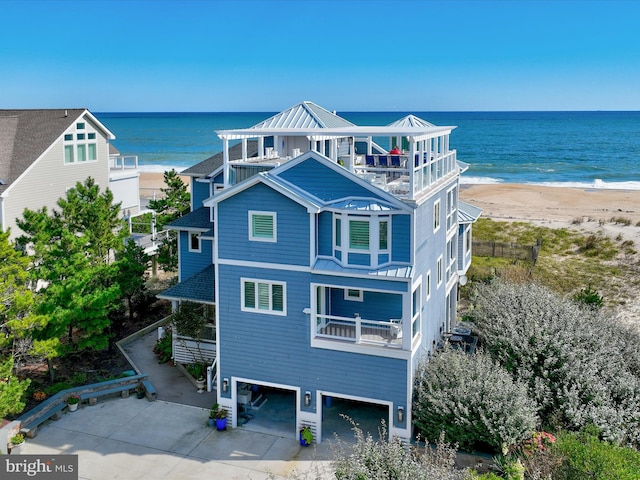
xmin=215 ymin=418 xmax=227 ymax=431
xmin=196 ymin=378 xmax=205 ymax=393
xmin=136 ymin=391 xmax=145 ymax=399
xmin=208 ymin=418 xmax=215 ymax=428
xmin=10 ymin=442 xmax=25 ymax=454
xmin=299 ymin=434 xmax=310 ymax=447
xmin=68 ymin=403 xmax=78 ymax=412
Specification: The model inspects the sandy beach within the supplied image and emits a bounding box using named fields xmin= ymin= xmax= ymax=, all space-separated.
xmin=460 ymin=183 xmax=640 ymax=225
xmin=139 ymin=172 xmax=191 ymax=199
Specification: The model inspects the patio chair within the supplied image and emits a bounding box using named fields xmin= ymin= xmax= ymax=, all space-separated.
xmin=391 ymin=155 xmax=401 ymax=167
xmin=378 ymin=155 xmax=388 ymax=167
xmin=365 ymin=155 xmax=375 ymax=167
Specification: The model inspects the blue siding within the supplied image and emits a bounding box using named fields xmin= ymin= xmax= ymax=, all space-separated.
xmin=391 ymin=214 xmax=411 ymax=262
xmin=278 ymin=157 xmax=386 ymax=202
xmin=179 ymin=233 xmax=213 ymax=281
xmin=348 ymin=252 xmax=371 ymax=265
xmin=191 ymin=181 xmax=210 ymax=208
xmin=217 ymin=183 xmax=310 ymax=266
xmin=317 ymin=211 xmax=332 ymax=256
xmin=330 ymin=289 xmax=402 ymax=321
xmin=217 ymin=264 xmax=408 ymax=409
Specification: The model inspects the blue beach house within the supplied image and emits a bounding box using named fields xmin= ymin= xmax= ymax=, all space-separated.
xmin=159 ymin=101 xmax=480 ymax=442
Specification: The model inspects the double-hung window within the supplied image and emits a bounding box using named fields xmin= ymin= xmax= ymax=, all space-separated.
xmin=433 ymin=200 xmax=441 ymax=232
xmin=242 ymin=279 xmax=286 ymax=315
xmin=249 ymin=211 xmax=276 ymax=242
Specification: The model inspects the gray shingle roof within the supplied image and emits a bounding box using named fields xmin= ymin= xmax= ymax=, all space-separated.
xmin=0 ymin=109 xmax=87 ymax=194
xmin=181 ymin=140 xmax=259 ymax=177
xmin=166 ymin=207 xmax=212 ymax=230
xmin=157 ymin=265 xmax=215 ymax=303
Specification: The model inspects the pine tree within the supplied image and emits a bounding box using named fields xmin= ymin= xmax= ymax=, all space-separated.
xmin=148 ymin=169 xmax=190 ymax=272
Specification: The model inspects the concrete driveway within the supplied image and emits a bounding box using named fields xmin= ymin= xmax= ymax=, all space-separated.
xmin=20 ymin=397 xmax=334 ymax=479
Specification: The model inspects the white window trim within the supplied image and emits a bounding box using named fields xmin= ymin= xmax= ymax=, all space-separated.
xmin=433 ymin=200 xmax=441 ymax=233
xmin=426 ymin=270 xmax=432 ymax=300
xmin=248 ymin=210 xmax=277 ymax=243
xmin=344 ymin=288 xmax=364 ymax=302
xmin=188 ymin=232 xmax=201 ymax=253
xmin=333 ymin=213 xmax=391 ymax=268
xmin=63 ymin=122 xmax=98 ymax=165
xmin=241 ymin=278 xmax=287 ymax=316
xmin=437 ymin=255 xmax=443 ymax=288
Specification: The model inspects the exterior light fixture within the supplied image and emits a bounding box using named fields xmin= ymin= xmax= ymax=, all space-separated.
xmin=304 ymin=391 xmax=311 ymax=407
xmin=397 ymin=406 xmax=404 ymax=423
xmin=222 ymin=378 xmax=229 ymax=393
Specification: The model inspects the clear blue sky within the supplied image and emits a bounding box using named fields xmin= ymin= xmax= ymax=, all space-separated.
xmin=2 ymin=0 xmax=639 ymax=111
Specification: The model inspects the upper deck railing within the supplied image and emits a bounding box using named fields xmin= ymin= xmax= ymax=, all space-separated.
xmin=110 ymin=155 xmax=139 ymax=170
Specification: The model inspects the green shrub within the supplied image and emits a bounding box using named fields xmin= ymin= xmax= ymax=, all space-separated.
xmin=553 ymin=430 xmax=640 ymax=479
xmin=153 ymin=330 xmax=172 ymax=364
xmin=413 ymin=348 xmax=537 ymax=453
xmin=44 ymin=381 xmax=73 ymax=395
xmin=572 ymin=284 xmax=603 ymax=309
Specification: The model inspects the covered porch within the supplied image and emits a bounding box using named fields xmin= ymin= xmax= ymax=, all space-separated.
xmin=311 ymin=285 xmax=413 ymax=350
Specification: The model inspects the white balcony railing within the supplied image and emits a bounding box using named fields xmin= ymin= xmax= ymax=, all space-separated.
xmin=314 ymin=313 xmax=403 ymax=348
xmin=110 ymin=155 xmax=139 ymax=170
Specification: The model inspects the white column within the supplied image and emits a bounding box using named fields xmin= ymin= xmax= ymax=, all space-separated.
xmin=242 ymin=138 xmax=247 ymax=161
xmin=258 ymin=137 xmax=264 ymax=159
xmin=223 ymin=139 xmax=230 ymax=187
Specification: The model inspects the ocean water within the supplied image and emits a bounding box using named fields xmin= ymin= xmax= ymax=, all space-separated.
xmin=96 ymin=111 xmax=640 ymax=190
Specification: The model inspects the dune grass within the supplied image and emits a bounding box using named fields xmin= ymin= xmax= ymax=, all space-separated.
xmin=466 ymin=218 xmax=639 ymax=306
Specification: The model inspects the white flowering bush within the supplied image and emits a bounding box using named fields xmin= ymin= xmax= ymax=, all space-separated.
xmin=413 ymin=347 xmax=537 ymax=453
xmin=331 ymin=418 xmax=470 ymax=480
xmin=470 ymin=280 xmax=640 ymax=447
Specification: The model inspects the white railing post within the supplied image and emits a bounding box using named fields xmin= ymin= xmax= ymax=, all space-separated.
xmin=355 ymin=314 xmax=362 ymax=343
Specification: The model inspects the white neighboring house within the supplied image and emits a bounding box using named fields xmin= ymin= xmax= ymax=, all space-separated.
xmin=0 ymin=109 xmax=140 ymax=240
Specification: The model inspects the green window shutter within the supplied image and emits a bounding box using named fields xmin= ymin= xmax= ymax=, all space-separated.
xmin=272 ymin=284 xmax=284 ymax=312
xmin=349 ymin=220 xmax=369 ymax=250
xmin=335 ymin=218 xmax=341 ymax=247
xmin=257 ymin=283 xmax=270 ymax=310
xmin=252 ymin=214 xmax=274 ymax=239
xmin=379 ymin=221 xmax=388 ymax=250
xmin=244 ymin=281 xmax=255 ymax=309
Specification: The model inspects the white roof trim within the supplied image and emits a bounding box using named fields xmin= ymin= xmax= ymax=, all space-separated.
xmin=217 ymin=125 xmax=455 ymax=141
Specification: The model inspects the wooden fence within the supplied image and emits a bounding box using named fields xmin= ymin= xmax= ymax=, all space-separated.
xmin=472 ymin=239 xmax=541 ymax=265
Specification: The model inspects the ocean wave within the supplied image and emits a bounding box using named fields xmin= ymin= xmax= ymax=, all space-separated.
xmin=530 ymin=179 xmax=640 ymax=191
xmin=137 ymin=164 xmax=187 ymax=173
xmin=459 ymin=176 xmax=504 ymax=185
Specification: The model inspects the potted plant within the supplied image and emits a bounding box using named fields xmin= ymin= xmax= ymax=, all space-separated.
xmin=136 ymin=384 xmax=146 ymax=399
xmin=299 ymin=426 xmax=313 ymax=446
xmin=10 ymin=433 xmax=25 ymax=454
xmin=213 ymin=404 xmax=227 ymax=431
xmin=66 ymin=394 xmax=80 ymax=412
xmin=208 ymin=404 xmax=217 ymax=427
